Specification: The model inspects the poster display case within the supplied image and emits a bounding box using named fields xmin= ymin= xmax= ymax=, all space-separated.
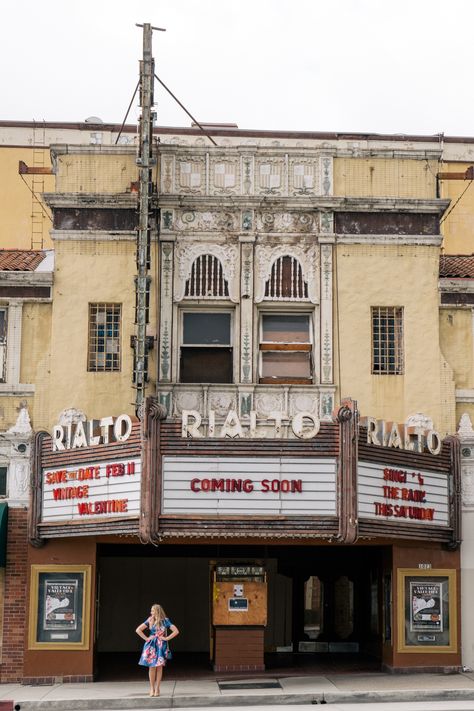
xmin=397 ymin=568 xmax=457 ymax=653
xmin=28 ymin=564 xmax=91 ymax=650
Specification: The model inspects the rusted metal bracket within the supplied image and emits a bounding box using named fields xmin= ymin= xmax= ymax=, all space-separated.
xmin=437 ymin=166 xmax=474 ymax=181
xmin=18 ymin=160 xmax=53 ymax=175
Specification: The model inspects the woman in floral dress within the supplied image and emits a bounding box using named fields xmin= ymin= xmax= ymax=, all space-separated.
xmin=136 ymin=603 xmax=179 ymax=696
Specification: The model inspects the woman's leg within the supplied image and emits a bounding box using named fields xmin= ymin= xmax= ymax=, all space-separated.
xmin=154 ymin=665 xmax=163 ymax=695
xmin=148 ymin=666 xmax=157 ymax=695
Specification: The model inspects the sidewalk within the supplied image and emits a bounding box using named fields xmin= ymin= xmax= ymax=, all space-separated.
xmin=3 ymin=671 xmax=474 ymax=710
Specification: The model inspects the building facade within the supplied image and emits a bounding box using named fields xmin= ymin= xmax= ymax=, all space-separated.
xmin=2 ymin=122 xmax=474 ymax=680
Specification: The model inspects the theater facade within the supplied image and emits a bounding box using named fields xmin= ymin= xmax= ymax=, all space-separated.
xmin=1 ymin=125 xmax=471 ymax=681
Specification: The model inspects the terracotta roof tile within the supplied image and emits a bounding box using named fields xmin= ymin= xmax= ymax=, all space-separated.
xmin=440 ymin=254 xmax=474 ymax=278
xmin=0 ymin=250 xmax=47 ymax=271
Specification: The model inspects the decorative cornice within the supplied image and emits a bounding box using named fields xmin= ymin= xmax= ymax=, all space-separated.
xmin=43 ymin=193 xmax=138 ymax=209
xmin=456 ymin=389 xmax=474 ymax=402
xmin=158 ymin=144 xmax=442 ymax=161
xmin=337 ymin=234 xmax=442 ymax=246
xmin=158 ymin=195 xmax=449 ymax=213
xmin=0 ymin=271 xmax=53 ymax=287
xmin=51 ymin=230 xmax=138 ymax=242
xmin=439 ymin=278 xmax=474 ymax=294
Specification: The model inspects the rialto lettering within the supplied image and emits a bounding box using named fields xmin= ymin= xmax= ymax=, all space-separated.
xmin=182 ymin=409 xmax=320 ymax=440
xmin=189 ymin=478 xmax=303 ymax=493
xmin=51 ymin=413 xmax=133 ymax=451
xmin=364 ymin=417 xmax=442 ymax=456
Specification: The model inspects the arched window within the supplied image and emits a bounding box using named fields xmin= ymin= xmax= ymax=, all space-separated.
xmin=264 ymin=256 xmax=308 ymax=300
xmin=185 ymin=254 xmax=229 ymax=298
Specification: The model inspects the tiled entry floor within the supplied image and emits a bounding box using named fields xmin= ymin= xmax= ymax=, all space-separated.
xmin=97 ymin=652 xmax=381 ymax=682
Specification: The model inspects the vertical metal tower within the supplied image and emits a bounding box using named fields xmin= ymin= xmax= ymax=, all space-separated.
xmin=134 ymin=23 xmax=162 ymax=414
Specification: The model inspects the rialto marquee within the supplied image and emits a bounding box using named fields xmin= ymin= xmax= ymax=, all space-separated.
xmin=29 ymin=400 xmax=460 ymax=547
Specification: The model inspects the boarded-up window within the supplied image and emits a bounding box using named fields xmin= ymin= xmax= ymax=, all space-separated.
xmin=259 ymin=314 xmax=313 ymax=384
xmin=265 ymin=256 xmax=308 ymax=300
xmin=180 ymin=312 xmax=233 ymax=383
xmin=185 ymin=255 xmax=229 ymax=298
xmin=371 ymin=307 xmax=404 ymax=375
xmin=88 ymin=304 xmax=121 ymax=372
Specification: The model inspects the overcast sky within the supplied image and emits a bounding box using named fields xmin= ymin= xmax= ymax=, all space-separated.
xmin=3 ymin=0 xmax=474 ymax=136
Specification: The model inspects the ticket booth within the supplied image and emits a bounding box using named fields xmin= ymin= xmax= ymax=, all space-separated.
xmin=211 ymin=563 xmax=267 ymax=672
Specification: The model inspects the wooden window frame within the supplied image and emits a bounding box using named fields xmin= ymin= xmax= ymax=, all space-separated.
xmin=179 ymin=309 xmax=234 ymax=384
xmin=258 ymin=311 xmax=314 ymax=385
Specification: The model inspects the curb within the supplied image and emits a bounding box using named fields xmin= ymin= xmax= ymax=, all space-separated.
xmin=12 ymin=687 xmax=474 ymax=710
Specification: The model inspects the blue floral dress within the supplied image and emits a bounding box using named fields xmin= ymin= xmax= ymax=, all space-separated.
xmin=138 ymin=617 xmax=173 ymax=667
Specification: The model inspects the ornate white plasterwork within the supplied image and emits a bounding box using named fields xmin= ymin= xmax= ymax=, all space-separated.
xmin=254 ymin=392 xmax=285 ymax=418
xmin=174 ymin=241 xmax=239 ymax=303
xmin=57 ymin=408 xmax=87 ymax=426
xmin=458 ymin=413 xmax=474 ymax=438
xmin=176 ymin=156 xmax=206 ymax=194
xmin=289 ymin=157 xmax=320 ymax=195
xmin=209 ymin=157 xmax=240 ymax=196
xmin=255 ymin=157 xmax=286 ymax=195
xmin=7 ymin=407 xmax=32 ymax=435
xmin=254 ymin=243 xmax=319 ymax=303
xmin=256 ymin=211 xmax=318 ymax=234
xmin=174 ymin=210 xmax=238 ymax=232
xmin=405 ymin=412 xmax=434 ymax=430
xmin=462 ymin=466 xmax=474 ymax=507
xmin=208 ymin=391 xmax=238 ymax=416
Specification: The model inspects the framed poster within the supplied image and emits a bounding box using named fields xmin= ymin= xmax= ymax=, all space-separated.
xmin=28 ymin=565 xmax=91 ymax=650
xmin=397 ymin=568 xmax=457 ymax=653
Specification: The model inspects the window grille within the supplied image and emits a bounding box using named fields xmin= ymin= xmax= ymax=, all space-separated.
xmin=88 ymin=304 xmax=121 ymax=372
xmin=185 ymin=255 xmax=229 ymax=298
xmin=0 ymin=309 xmax=7 ymax=383
xmin=371 ymin=307 xmax=404 ymax=375
xmin=264 ymin=256 xmax=308 ymax=300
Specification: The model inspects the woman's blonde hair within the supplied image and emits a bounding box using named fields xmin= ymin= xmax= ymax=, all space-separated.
xmin=150 ymin=603 xmax=166 ymax=626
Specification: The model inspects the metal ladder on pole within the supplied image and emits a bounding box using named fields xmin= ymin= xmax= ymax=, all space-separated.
xmin=31 ymin=120 xmax=46 ymax=249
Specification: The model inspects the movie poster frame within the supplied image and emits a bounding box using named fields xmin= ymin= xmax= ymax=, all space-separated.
xmin=396 ymin=568 xmax=457 ymax=653
xmin=28 ymin=564 xmax=91 ymax=650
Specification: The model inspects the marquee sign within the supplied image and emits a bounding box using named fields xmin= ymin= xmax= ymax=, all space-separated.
xmin=162 ymin=456 xmax=337 ymax=516
xmin=41 ymin=457 xmax=141 ymax=522
xmin=357 ymin=461 xmax=449 ymax=527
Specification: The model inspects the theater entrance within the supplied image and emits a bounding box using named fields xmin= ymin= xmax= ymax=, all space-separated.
xmin=95 ymin=543 xmax=388 ymax=679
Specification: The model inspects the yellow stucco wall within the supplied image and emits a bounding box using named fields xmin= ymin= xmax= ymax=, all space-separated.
xmin=336 ymin=243 xmax=453 ymax=432
xmin=55 ymin=153 xmax=138 ymax=194
xmin=0 ymin=147 xmax=54 ymax=249
xmin=334 ymin=158 xmax=437 ymax=198
xmin=440 ymin=162 xmax=474 ymax=254
xmin=439 ymin=308 xmax=474 ymax=389
xmin=0 ymin=302 xmax=52 ymax=432
xmin=45 ymin=239 xmax=157 ymax=428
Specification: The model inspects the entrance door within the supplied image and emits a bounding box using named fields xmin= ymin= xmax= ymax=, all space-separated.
xmin=279 ymin=545 xmax=387 ymax=658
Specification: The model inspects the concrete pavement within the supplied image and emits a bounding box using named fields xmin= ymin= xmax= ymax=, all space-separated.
xmin=4 ymin=671 xmax=474 ymax=710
